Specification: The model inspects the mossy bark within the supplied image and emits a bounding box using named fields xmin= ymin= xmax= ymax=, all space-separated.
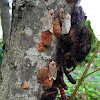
xmin=0 ymin=0 xmax=80 ymax=100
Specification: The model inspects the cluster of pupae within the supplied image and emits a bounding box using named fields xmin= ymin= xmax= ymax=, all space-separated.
xmin=37 ymin=6 xmax=91 ymax=100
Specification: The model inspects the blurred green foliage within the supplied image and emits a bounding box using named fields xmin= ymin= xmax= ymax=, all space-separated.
xmin=85 ymin=20 xmax=97 ymax=47
xmin=85 ymin=41 xmax=100 ymax=67
xmin=84 ymin=20 xmax=100 ymax=67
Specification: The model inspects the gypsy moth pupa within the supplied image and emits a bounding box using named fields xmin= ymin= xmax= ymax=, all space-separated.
xmin=60 ymin=77 xmax=68 ymax=90
xmin=43 ymin=78 xmax=53 ymax=89
xmin=53 ymin=18 xmax=62 ymax=39
xmin=42 ymin=10 xmax=54 ymax=33
xmin=48 ymin=61 xmax=57 ymax=80
xmin=37 ymin=66 xmax=49 ymax=83
xmin=41 ymin=30 xmax=53 ymax=46
xmin=22 ymin=83 xmax=29 ymax=89
xmin=38 ymin=41 xmax=45 ymax=53
xmin=59 ymin=86 xmax=67 ymax=100
xmin=41 ymin=91 xmax=56 ymax=100
xmin=66 ymin=74 xmax=76 ymax=84
xmin=62 ymin=13 xmax=71 ymax=35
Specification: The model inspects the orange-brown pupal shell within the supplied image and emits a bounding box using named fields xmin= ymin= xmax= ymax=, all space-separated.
xmin=43 ymin=78 xmax=54 ymax=89
xmin=41 ymin=30 xmax=53 ymax=46
xmin=38 ymin=41 xmax=45 ymax=53
xmin=37 ymin=66 xmax=49 ymax=83
xmin=44 ymin=0 xmax=48 ymax=2
xmin=22 ymin=83 xmax=29 ymax=89
xmin=20 ymin=31 xmax=24 ymax=34
xmin=53 ymin=18 xmax=62 ymax=39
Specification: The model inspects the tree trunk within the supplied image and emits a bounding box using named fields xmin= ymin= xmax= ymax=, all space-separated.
xmin=0 ymin=0 xmax=80 ymax=100
xmin=1 ymin=0 xmax=11 ymax=43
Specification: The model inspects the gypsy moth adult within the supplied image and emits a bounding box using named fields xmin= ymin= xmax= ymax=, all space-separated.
xmin=62 ymin=13 xmax=71 ymax=35
xmin=48 ymin=61 xmax=57 ymax=80
xmin=42 ymin=10 xmax=54 ymax=33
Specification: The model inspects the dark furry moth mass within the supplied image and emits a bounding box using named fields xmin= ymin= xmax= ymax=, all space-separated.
xmin=37 ymin=5 xmax=91 ymax=100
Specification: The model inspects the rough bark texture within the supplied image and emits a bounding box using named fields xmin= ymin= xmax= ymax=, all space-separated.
xmin=1 ymin=0 xmax=11 ymax=43
xmin=0 ymin=0 xmax=80 ymax=100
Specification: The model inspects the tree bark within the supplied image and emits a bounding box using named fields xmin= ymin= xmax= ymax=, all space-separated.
xmin=0 ymin=0 xmax=80 ymax=100
xmin=1 ymin=0 xmax=11 ymax=43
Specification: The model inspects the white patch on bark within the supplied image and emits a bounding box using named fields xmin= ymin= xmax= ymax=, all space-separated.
xmin=35 ymin=0 xmax=40 ymax=5
xmin=24 ymin=47 xmax=49 ymax=68
xmin=24 ymin=27 xmax=33 ymax=36
xmin=40 ymin=53 xmax=52 ymax=60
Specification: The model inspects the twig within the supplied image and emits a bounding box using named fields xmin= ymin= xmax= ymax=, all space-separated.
xmin=83 ymin=81 xmax=88 ymax=100
xmin=84 ymin=68 xmax=100 ymax=79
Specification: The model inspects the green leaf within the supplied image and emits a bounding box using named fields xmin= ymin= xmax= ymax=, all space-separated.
xmin=85 ymin=20 xmax=96 ymax=47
